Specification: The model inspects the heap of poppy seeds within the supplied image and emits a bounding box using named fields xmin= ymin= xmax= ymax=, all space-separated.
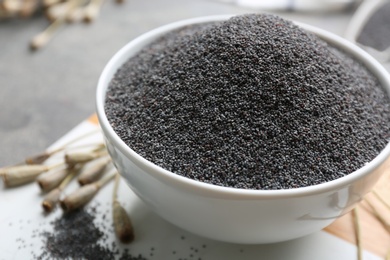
xmin=105 ymin=14 xmax=390 ymax=190
xmin=36 ymin=208 xmax=147 ymax=260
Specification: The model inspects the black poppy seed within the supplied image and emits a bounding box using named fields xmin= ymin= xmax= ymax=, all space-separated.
xmin=105 ymin=13 xmax=390 ymax=190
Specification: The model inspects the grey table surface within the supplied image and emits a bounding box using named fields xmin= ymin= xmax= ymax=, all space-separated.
xmin=0 ymin=0 xmax=357 ymax=166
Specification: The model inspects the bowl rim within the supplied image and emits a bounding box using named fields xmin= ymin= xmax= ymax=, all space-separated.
xmin=96 ymin=14 xmax=390 ymax=199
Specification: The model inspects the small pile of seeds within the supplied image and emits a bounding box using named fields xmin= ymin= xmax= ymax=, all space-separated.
xmin=38 ymin=208 xmax=115 ymax=259
xmin=36 ymin=207 xmax=146 ymax=260
xmin=105 ymin=14 xmax=390 ymax=190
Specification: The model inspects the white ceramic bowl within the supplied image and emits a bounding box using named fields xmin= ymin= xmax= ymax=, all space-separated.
xmin=96 ymin=15 xmax=390 ymax=244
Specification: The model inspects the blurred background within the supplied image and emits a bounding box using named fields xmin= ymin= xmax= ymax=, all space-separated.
xmin=0 ymin=0 xmax=389 ymax=166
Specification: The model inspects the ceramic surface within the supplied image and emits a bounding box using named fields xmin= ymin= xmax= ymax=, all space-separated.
xmin=96 ymin=15 xmax=390 ymax=244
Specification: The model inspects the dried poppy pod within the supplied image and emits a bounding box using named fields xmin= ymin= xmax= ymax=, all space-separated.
xmin=60 ymin=169 xmax=115 ymax=212
xmin=78 ymin=156 xmax=111 ymax=185
xmin=83 ymin=0 xmax=103 ymax=23
xmin=113 ymin=200 xmax=134 ymax=243
xmin=112 ymin=173 xmax=134 ymax=243
xmin=42 ymin=188 xmax=62 ymax=212
xmin=37 ymin=167 xmax=69 ymax=192
xmin=65 ymin=149 xmax=107 ymax=167
xmin=1 ymin=162 xmax=63 ymax=187
xmin=42 ymin=165 xmax=80 ymax=212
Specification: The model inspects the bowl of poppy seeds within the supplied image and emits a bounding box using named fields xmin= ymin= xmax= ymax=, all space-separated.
xmin=97 ymin=14 xmax=390 ymax=243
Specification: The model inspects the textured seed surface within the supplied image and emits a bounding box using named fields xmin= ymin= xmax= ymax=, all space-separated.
xmin=105 ymin=14 xmax=390 ymax=190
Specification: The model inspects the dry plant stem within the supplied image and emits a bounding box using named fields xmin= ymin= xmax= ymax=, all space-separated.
xmin=60 ymin=170 xmax=115 ymax=212
xmin=353 ymin=207 xmax=362 ymax=260
xmin=91 ymin=143 xmax=106 ymax=152
xmin=56 ymin=128 xmax=101 ymax=150
xmin=78 ymin=156 xmax=111 ymax=185
xmin=373 ymin=190 xmax=390 ymax=211
xmin=37 ymin=167 xmax=69 ymax=192
xmin=42 ymin=166 xmax=79 ymax=212
xmin=65 ymin=149 xmax=108 ymax=166
xmin=45 ymin=128 xmax=101 ymax=155
xmin=112 ymin=173 xmax=134 ymax=243
xmin=365 ymin=198 xmax=390 ymax=233
xmin=30 ymin=18 xmax=64 ymax=50
xmin=1 ymin=162 xmax=64 ymax=187
xmin=26 ymin=142 xmax=105 ymax=165
xmin=83 ymin=0 xmax=104 ymax=22
xmin=25 ymin=152 xmax=52 ymax=165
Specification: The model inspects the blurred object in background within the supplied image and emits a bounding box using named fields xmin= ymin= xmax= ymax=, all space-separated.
xmin=215 ymin=0 xmax=361 ymax=12
xmin=0 ymin=0 xmax=124 ymax=50
xmin=346 ymin=0 xmax=390 ymax=63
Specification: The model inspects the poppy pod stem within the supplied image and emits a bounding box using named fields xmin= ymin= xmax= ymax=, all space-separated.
xmin=373 ymin=190 xmax=390 ymax=211
xmin=352 ymin=207 xmax=362 ymax=260
xmin=365 ymin=198 xmax=390 ymax=233
xmin=30 ymin=18 xmax=64 ymax=50
xmin=112 ymin=173 xmax=134 ymax=243
xmin=96 ymin=169 xmax=116 ymax=188
xmin=25 ymin=142 xmax=105 ymax=165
